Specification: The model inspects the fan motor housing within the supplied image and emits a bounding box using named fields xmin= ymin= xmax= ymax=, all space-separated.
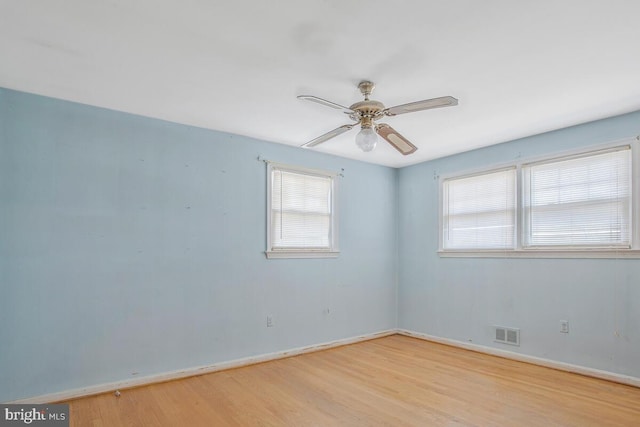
xmin=349 ymin=100 xmax=385 ymax=121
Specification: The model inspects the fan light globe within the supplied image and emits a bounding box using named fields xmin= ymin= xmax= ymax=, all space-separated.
xmin=355 ymin=126 xmax=377 ymax=152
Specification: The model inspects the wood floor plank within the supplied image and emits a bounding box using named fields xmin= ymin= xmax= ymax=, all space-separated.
xmin=64 ymin=335 xmax=640 ymax=426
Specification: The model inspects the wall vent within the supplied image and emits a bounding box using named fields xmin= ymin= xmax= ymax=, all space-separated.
xmin=494 ymin=326 xmax=520 ymax=346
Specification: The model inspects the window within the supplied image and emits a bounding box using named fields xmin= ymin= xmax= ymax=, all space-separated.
xmin=440 ymin=139 xmax=639 ymax=257
xmin=266 ymin=163 xmax=339 ymax=259
xmin=523 ymin=147 xmax=631 ymax=248
xmin=442 ymin=168 xmax=516 ymax=250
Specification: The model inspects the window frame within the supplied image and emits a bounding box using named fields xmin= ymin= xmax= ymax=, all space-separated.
xmin=265 ymin=162 xmax=339 ymax=259
xmin=521 ymin=146 xmax=632 ymax=250
xmin=439 ymin=137 xmax=640 ymax=258
xmin=441 ymin=166 xmax=518 ymax=251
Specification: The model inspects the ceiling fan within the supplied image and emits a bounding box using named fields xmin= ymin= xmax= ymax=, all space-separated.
xmin=298 ymin=81 xmax=458 ymax=155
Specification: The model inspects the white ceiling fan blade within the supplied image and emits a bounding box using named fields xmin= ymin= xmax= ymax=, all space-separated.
xmin=376 ymin=124 xmax=418 ymax=155
xmin=301 ymin=124 xmax=355 ymax=148
xmin=384 ymin=96 xmax=458 ymax=116
xmin=297 ymin=95 xmax=355 ymax=115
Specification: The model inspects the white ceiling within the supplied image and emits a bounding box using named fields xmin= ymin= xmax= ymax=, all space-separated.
xmin=2 ymin=1 xmax=640 ymax=168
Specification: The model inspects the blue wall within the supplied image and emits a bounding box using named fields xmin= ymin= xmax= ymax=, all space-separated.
xmin=2 ymin=86 xmax=639 ymax=403
xmin=398 ymin=110 xmax=640 ymax=378
xmin=0 ymin=88 xmax=398 ymax=402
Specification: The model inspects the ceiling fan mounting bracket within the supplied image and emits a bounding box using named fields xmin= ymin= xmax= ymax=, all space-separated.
xmin=357 ymin=80 xmax=375 ymax=100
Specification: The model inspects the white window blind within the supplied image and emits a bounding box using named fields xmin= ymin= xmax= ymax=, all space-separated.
xmin=442 ymin=168 xmax=516 ymax=250
xmin=523 ymin=147 xmax=631 ymax=248
xmin=270 ymin=167 xmax=333 ymax=250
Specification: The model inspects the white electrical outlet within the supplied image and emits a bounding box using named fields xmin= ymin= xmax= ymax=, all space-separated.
xmin=560 ymin=320 xmax=569 ymax=333
xmin=266 ymin=315 xmax=273 ymax=327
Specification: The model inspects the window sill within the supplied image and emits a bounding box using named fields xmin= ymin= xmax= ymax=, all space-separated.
xmin=438 ymin=249 xmax=640 ymax=259
xmin=265 ymin=250 xmax=340 ymax=259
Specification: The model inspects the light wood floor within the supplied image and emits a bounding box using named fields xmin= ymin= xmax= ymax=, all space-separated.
xmin=64 ymin=335 xmax=640 ymax=426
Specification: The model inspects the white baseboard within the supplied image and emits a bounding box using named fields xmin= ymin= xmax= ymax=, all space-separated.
xmin=10 ymin=328 xmax=638 ymax=404
xmin=398 ymin=328 xmax=640 ymax=388
xmin=9 ymin=329 xmax=396 ymax=404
